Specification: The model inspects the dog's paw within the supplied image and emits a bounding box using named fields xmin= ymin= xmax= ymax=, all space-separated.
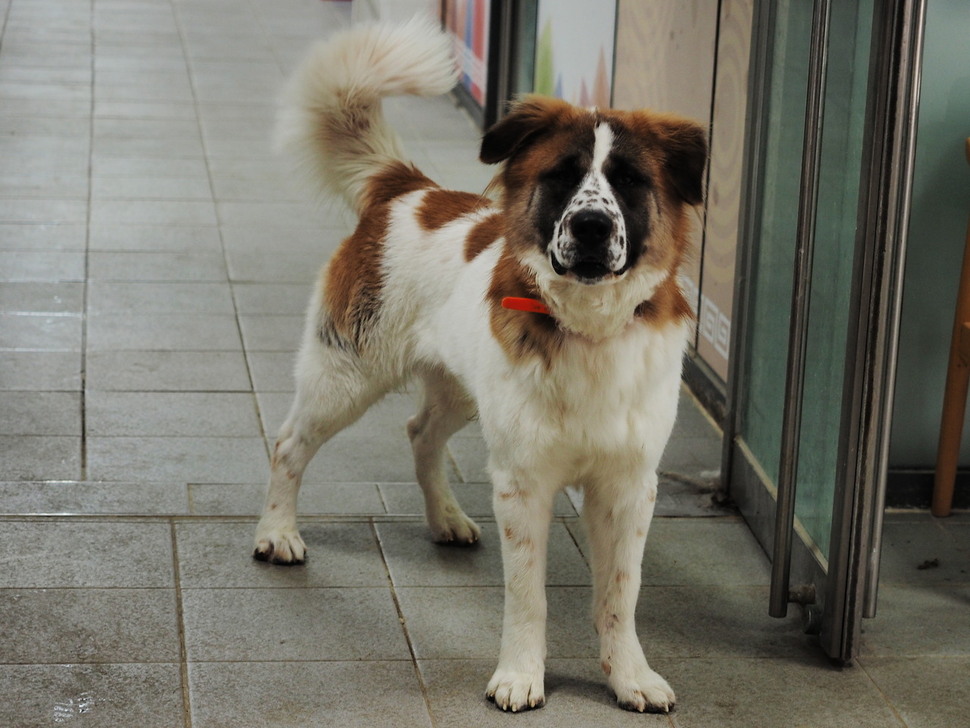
xmin=485 ymin=669 xmax=545 ymax=712
xmin=252 ymin=527 xmax=307 ymax=565
xmin=429 ymin=508 xmax=481 ymax=546
xmin=609 ymin=666 xmax=676 ymax=713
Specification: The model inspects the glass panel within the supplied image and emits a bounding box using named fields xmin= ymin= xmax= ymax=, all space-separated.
xmin=739 ymin=0 xmax=813 ymax=484
xmin=794 ymin=0 xmax=873 ymax=558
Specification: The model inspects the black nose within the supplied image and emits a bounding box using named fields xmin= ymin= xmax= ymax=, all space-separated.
xmin=569 ymin=210 xmax=614 ymax=246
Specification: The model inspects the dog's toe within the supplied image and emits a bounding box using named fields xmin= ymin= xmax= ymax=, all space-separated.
xmin=486 ymin=669 xmax=545 ymax=712
xmin=252 ymin=529 xmax=307 ymax=565
xmin=610 ymin=668 xmax=676 ymax=713
xmin=430 ymin=510 xmax=481 ymax=546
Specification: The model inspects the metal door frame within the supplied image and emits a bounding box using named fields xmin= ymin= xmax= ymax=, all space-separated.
xmin=721 ymin=0 xmax=926 ymax=663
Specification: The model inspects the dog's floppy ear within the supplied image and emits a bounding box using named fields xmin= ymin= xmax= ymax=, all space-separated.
xmin=480 ymin=96 xmax=571 ymax=165
xmin=654 ymin=116 xmax=708 ymax=206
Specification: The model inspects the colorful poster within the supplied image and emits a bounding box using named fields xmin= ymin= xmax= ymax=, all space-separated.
xmin=443 ymin=0 xmax=490 ymax=107
xmin=534 ymin=0 xmax=616 ymax=107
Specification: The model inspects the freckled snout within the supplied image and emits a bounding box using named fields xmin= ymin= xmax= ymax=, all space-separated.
xmin=551 ymin=209 xmax=623 ymax=282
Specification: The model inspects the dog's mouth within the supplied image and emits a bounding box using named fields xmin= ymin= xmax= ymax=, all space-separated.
xmin=550 ymin=254 xmax=615 ymax=284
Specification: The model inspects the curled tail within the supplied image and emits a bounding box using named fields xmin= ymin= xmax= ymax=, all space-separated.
xmin=275 ymin=17 xmax=457 ymax=213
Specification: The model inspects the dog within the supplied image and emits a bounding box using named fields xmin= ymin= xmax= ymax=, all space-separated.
xmin=252 ymin=18 xmax=707 ymax=714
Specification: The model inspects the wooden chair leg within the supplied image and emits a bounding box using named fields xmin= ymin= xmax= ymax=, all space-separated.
xmin=934 ymin=358 xmax=969 ymax=517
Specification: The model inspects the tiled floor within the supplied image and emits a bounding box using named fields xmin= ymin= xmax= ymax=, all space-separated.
xmin=1 ymin=1 xmax=968 ymax=726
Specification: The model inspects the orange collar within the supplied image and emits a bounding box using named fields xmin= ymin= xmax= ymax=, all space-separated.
xmin=501 ymin=296 xmax=551 ymax=315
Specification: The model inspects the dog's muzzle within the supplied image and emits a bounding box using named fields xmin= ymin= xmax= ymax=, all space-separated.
xmin=550 ymin=209 xmax=622 ymax=282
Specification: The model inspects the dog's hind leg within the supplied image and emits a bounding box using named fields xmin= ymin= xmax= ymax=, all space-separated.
xmin=253 ymin=344 xmax=386 ymax=565
xmin=407 ymin=368 xmax=480 ymax=544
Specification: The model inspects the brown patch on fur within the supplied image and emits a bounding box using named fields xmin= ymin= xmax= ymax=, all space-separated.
xmin=635 ymin=274 xmax=694 ymax=325
xmin=416 ymin=188 xmax=490 ymax=231
xmin=464 ymin=212 xmax=504 ymax=261
xmin=601 ymin=660 xmax=612 ymax=676
xmin=487 ymin=247 xmax=564 ymax=368
xmin=324 ymin=162 xmax=435 ymax=349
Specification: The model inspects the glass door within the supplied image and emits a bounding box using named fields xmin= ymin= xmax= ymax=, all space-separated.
xmin=723 ymin=0 xmax=925 ymax=663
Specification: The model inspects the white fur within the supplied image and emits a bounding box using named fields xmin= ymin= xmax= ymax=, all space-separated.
xmin=254 ymin=20 xmax=690 ymax=715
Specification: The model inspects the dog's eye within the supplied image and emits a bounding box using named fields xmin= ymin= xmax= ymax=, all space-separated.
xmin=609 ymin=166 xmax=648 ymax=189
xmin=543 ymin=158 xmax=584 ymax=188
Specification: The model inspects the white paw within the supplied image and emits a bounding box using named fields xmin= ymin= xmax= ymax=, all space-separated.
xmin=486 ymin=668 xmax=545 ymax=712
xmin=609 ymin=665 xmax=676 ymax=713
xmin=252 ymin=524 xmax=307 ymax=565
xmin=428 ymin=507 xmax=481 ymax=546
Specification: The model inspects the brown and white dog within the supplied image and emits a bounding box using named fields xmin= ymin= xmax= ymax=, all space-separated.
xmin=253 ymin=18 xmax=707 ymax=714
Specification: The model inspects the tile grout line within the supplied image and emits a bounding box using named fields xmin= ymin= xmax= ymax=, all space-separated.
xmin=79 ymin=0 xmax=96 ymax=480
xmin=370 ymin=519 xmax=440 ymax=728
xmin=168 ymin=0 xmax=268 ymax=463
xmin=854 ymin=658 xmax=912 ymax=728
xmin=169 ymin=518 xmax=194 ymax=728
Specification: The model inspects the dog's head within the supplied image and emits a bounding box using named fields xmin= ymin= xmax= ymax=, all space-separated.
xmin=480 ymin=96 xmax=707 ymax=288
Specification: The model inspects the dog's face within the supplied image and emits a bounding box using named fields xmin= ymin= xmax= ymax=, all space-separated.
xmin=481 ymin=97 xmax=707 ymax=286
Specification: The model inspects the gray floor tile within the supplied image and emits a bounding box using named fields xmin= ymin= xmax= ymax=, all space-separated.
xmin=0 ymin=281 xmax=84 ymax=313
xmin=238 ymin=314 xmax=304 ymax=351
xmin=0 ymin=663 xmax=184 ymax=728
xmin=86 ymin=313 xmax=242 ymax=351
xmin=0 ymin=351 xmax=81 ymax=390
xmin=189 ymin=481 xmax=385 ymax=516
xmin=0 ymin=435 xmax=80 ymax=480
xmin=420 ymin=659 xmax=670 ymax=727
xmin=91 ymin=156 xmax=208 ymax=179
xmin=0 ymin=520 xmax=174 ymax=587
xmin=0 ymin=588 xmax=180 ymax=663
xmin=87 ymin=281 xmax=235 ymax=315
xmin=231 ymin=282 xmax=312 ymax=315
xmin=445 ymin=437 xmax=491 ymax=483
xmin=0 ymin=222 xmax=86 ymax=250
xmin=877 ymin=519 xmax=970 ymax=584
xmin=176 ymin=521 xmax=389 ymax=588
xmin=246 ymin=351 xmax=297 ymax=391
xmin=257 ymin=391 xmax=420 ymax=441
xmin=632 ymin=586 xmax=813 ymax=659
xmin=0 ymin=198 xmax=87 ymax=224
xmin=188 ymin=661 xmax=431 ymax=728
xmin=567 ymin=517 xmax=770 ymax=587
xmin=89 ymin=200 xmax=217 ymax=226
xmin=379 ymin=481 xmax=579 ymax=518
xmin=861 ymin=583 xmax=970 ymax=656
xmin=181 ymin=587 xmax=411 ymax=661
xmin=0 ymin=312 xmax=82 ymax=349
xmin=85 ymin=350 xmax=252 ymax=391
xmin=85 ymin=391 xmax=262 ymax=437
xmin=91 ymin=174 xmax=213 ymax=200
xmin=0 ymin=250 xmax=85 ymax=281
xmin=377 ymin=520 xmax=590 ymax=587
xmin=665 ymin=657 xmax=905 ymax=728
xmin=860 ymin=656 xmax=970 ymax=728
xmin=88 ymin=224 xmax=222 ymax=252
xmin=87 ymin=251 xmax=228 ymax=282
xmin=299 ymin=435 xmax=423 ymax=483
xmin=0 ymin=480 xmax=188 ymax=515
xmin=396 ymin=586 xmax=598 ymax=661
xmin=227 ymin=249 xmax=328 ymax=284
xmin=86 ymin=436 xmax=267 ymax=483
xmin=0 ymin=391 xmax=81 ymax=435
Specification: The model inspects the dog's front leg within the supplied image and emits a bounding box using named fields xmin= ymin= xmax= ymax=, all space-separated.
xmin=485 ymin=468 xmax=555 ymax=712
xmin=585 ymin=472 xmax=676 ymax=713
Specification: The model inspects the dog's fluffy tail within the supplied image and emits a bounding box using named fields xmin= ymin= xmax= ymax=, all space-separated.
xmin=275 ymin=18 xmax=457 ymax=213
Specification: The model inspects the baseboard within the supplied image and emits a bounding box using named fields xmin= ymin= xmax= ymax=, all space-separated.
xmin=886 ymin=469 xmax=970 ymax=509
